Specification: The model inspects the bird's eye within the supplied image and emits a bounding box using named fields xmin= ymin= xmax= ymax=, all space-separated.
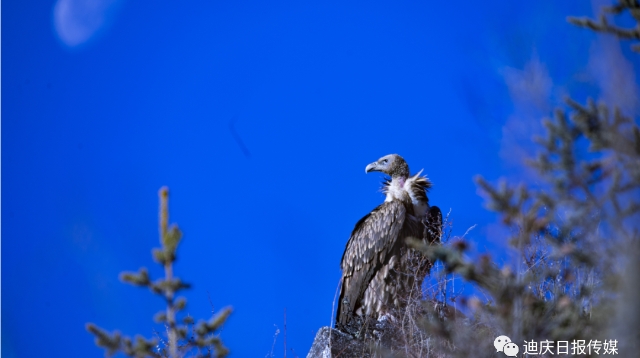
xmin=382 ymin=159 xmax=388 ymax=164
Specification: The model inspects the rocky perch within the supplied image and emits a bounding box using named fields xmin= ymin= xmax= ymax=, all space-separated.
xmin=306 ymin=326 xmax=375 ymax=358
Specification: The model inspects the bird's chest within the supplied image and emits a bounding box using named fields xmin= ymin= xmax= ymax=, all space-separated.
xmin=384 ymin=181 xmax=409 ymax=203
xmin=385 ymin=180 xmax=426 ymax=217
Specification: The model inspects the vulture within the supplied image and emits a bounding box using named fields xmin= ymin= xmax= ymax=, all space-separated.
xmin=336 ymin=154 xmax=442 ymax=332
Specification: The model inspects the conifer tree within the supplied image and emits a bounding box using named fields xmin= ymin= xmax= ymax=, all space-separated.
xmin=86 ymin=187 xmax=232 ymax=358
xmin=403 ymin=2 xmax=639 ymax=357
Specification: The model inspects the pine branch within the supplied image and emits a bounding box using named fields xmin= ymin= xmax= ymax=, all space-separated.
xmin=87 ymin=187 xmax=232 ymax=358
xmin=567 ymin=0 xmax=640 ymax=52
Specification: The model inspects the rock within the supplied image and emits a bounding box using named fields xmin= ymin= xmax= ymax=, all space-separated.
xmin=306 ymin=326 xmax=375 ymax=358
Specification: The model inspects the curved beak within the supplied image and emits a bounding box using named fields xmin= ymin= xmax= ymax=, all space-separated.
xmin=365 ymin=162 xmax=378 ymax=173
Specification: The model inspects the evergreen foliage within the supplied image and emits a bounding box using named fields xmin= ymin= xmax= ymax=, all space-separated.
xmin=86 ymin=187 xmax=232 ymax=358
xmin=362 ymin=2 xmax=640 ymax=357
xmin=568 ymin=0 xmax=640 ymax=52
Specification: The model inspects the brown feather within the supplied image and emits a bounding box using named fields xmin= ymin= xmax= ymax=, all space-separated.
xmin=337 ymin=200 xmax=408 ymax=326
xmin=336 ymin=193 xmax=426 ymax=327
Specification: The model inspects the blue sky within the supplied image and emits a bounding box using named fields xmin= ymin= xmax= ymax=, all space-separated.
xmin=3 ymin=1 xmax=638 ymax=357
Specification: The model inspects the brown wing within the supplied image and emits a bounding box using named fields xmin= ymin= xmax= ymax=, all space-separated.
xmin=336 ymin=201 xmax=406 ymax=326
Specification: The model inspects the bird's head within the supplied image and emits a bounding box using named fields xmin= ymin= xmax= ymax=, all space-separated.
xmin=365 ymin=154 xmax=409 ymax=178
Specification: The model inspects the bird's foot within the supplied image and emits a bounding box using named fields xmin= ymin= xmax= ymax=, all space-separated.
xmin=377 ymin=313 xmax=396 ymax=325
xmin=372 ymin=313 xmax=396 ymax=340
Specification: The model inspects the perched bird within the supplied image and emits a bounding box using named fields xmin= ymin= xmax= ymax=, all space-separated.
xmin=336 ymin=154 xmax=442 ymax=332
